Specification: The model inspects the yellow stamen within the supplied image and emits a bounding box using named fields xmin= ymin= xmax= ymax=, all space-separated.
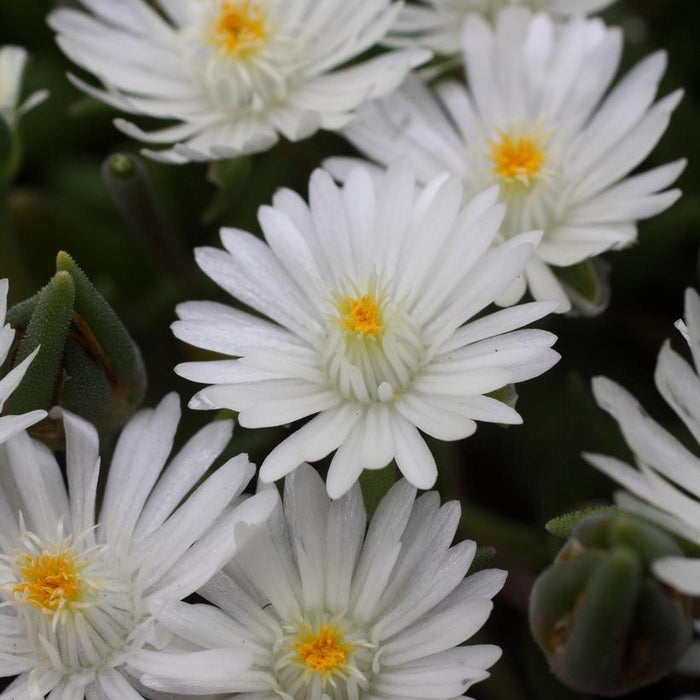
xmin=340 ymin=294 xmax=383 ymax=337
xmin=490 ymin=130 xmax=547 ymax=184
xmin=12 ymin=551 xmax=82 ymax=613
xmin=211 ymin=1 xmax=267 ymax=57
xmin=295 ymin=625 xmax=351 ymax=674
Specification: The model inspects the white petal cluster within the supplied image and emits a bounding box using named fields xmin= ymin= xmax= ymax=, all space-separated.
xmin=585 ymin=289 xmax=700 ymax=597
xmin=0 ymin=46 xmax=48 ymax=128
xmin=0 ymin=280 xmax=46 ymax=445
xmin=0 ymin=394 xmax=276 ymax=698
xmin=173 ymin=162 xmax=559 ymax=497
xmin=388 ymin=0 xmax=616 ymax=55
xmin=136 ymin=464 xmax=505 ymax=699
xmin=48 ymin=0 xmax=429 ymax=164
xmin=332 ymin=8 xmax=684 ymax=313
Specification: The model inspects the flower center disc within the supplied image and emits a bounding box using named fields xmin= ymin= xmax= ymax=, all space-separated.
xmin=213 ymin=1 xmax=267 ymax=57
xmin=294 ymin=625 xmax=351 ymax=675
xmin=12 ymin=551 xmax=82 ymax=613
xmin=491 ymin=131 xmax=547 ymax=184
xmin=340 ymin=294 xmax=383 ymax=337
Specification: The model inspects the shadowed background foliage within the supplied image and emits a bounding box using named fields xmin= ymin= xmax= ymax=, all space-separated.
xmin=0 ymin=0 xmax=698 ymax=697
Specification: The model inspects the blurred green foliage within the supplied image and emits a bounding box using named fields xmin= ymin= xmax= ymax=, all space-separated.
xmin=0 ymin=0 xmax=698 ymax=697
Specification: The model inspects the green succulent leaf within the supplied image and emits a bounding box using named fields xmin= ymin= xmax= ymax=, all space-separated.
xmin=55 ymin=250 xmax=147 ymax=409
xmin=546 ymin=506 xmax=623 ymax=539
xmin=530 ymin=513 xmax=693 ymax=697
xmin=6 ymin=270 xmax=75 ymax=414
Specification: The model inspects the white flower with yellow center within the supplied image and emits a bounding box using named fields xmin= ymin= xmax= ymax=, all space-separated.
xmin=173 ymin=161 xmax=559 ymax=497
xmin=0 ymin=279 xmax=45 ymax=445
xmin=388 ymin=0 xmax=616 ymax=55
xmin=0 ymin=47 xmax=48 ymax=128
xmin=48 ymin=0 xmax=429 ymax=164
xmin=331 ymin=7 xmax=684 ymax=313
xmin=585 ymin=289 xmax=700 ymax=598
xmin=0 ymin=394 xmax=276 ymax=698
xmin=135 ymin=464 xmax=506 ymax=699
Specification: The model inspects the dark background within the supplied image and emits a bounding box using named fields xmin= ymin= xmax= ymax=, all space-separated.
xmin=0 ymin=0 xmax=698 ymax=697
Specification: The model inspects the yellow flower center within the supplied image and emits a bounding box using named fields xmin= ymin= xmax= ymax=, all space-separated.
xmin=12 ymin=550 xmax=82 ymax=613
xmin=211 ymin=1 xmax=267 ymax=57
xmin=294 ymin=625 xmax=351 ymax=675
xmin=490 ymin=130 xmax=547 ymax=184
xmin=340 ymin=294 xmax=383 ymax=337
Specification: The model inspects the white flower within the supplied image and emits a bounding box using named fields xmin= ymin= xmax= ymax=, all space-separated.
xmin=133 ymin=464 xmax=506 ymax=699
xmin=48 ymin=0 xmax=429 ymax=164
xmin=584 ymin=288 xmax=700 ymax=597
xmin=0 ymin=394 xmax=276 ymax=698
xmin=388 ymin=0 xmax=616 ymax=55
xmin=331 ymin=7 xmax=684 ymax=313
xmin=0 ymin=279 xmax=45 ymax=445
xmin=0 ymin=46 xmax=48 ymax=128
xmin=173 ymin=161 xmax=559 ymax=498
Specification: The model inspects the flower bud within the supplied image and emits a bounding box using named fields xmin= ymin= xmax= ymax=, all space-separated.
xmin=530 ymin=512 xmax=693 ymax=696
xmin=556 ymin=258 xmax=610 ymax=316
xmin=4 ymin=252 xmax=146 ymax=445
xmin=0 ymin=46 xmax=48 ymax=189
xmin=102 ymin=153 xmax=189 ymax=278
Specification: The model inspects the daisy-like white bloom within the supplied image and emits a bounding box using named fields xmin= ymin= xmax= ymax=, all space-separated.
xmin=0 ymin=47 xmax=48 ymax=128
xmin=48 ymin=1 xmax=429 ymax=164
xmin=0 ymin=279 xmax=45 ymax=445
xmin=584 ymin=289 xmax=700 ymax=597
xmin=0 ymin=394 xmax=276 ymax=699
xmin=135 ymin=464 xmax=506 ymax=699
xmin=173 ymin=161 xmax=560 ymax=497
xmin=331 ymin=7 xmax=684 ymax=313
xmin=388 ymin=0 xmax=616 ymax=55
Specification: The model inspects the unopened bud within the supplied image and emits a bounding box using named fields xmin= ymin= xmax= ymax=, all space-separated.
xmin=556 ymin=258 xmax=610 ymax=317
xmin=0 ymin=46 xmax=48 ymax=189
xmin=102 ymin=152 xmax=188 ymax=278
xmin=530 ymin=512 xmax=693 ymax=696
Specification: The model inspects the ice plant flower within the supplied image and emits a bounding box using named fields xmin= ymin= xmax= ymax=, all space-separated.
xmin=388 ymin=0 xmax=616 ymax=55
xmin=48 ymin=0 xmax=429 ymax=164
xmin=0 ymin=279 xmax=45 ymax=445
xmin=0 ymin=394 xmax=276 ymax=698
xmin=0 ymin=46 xmax=48 ymax=128
xmin=585 ymin=288 xmax=700 ymax=597
xmin=332 ymin=7 xmax=684 ymax=313
xmin=135 ymin=464 xmax=506 ymax=698
xmin=173 ymin=161 xmax=559 ymax=497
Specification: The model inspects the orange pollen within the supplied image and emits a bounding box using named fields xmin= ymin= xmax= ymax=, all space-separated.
xmin=340 ymin=295 xmax=382 ymax=336
xmin=491 ymin=132 xmax=546 ymax=182
xmin=12 ymin=551 xmax=82 ymax=613
xmin=295 ymin=626 xmax=350 ymax=674
xmin=213 ymin=1 xmax=266 ymax=56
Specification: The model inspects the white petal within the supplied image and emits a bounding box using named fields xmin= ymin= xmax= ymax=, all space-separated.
xmin=260 ymin=405 xmax=362 ymax=483
xmin=127 ymin=648 xmax=253 ymax=682
xmin=101 ymin=393 xmax=180 ymax=546
xmin=63 ymin=410 xmax=101 ymax=543
xmin=391 ymin=416 xmax=437 ymax=490
xmin=652 ymin=557 xmax=700 ymax=596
